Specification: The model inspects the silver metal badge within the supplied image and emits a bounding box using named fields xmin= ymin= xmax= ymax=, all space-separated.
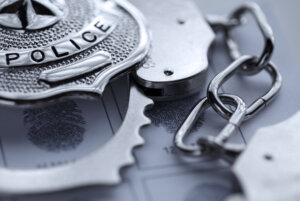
xmin=0 ymin=0 xmax=66 ymax=30
xmin=0 ymin=0 xmax=152 ymax=194
xmin=0 ymin=0 xmax=150 ymax=101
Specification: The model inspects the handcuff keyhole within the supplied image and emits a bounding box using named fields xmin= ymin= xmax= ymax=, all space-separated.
xmin=177 ymin=19 xmax=185 ymax=25
xmin=164 ymin=70 xmax=174 ymax=76
xmin=264 ymin=154 xmax=273 ymax=161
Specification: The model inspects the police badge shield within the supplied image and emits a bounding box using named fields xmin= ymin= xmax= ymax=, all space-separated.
xmin=0 ymin=0 xmax=154 ymax=194
xmin=0 ymin=0 xmax=150 ymax=101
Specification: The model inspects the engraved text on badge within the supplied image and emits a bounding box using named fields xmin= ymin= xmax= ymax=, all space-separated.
xmin=1 ymin=16 xmax=117 ymax=67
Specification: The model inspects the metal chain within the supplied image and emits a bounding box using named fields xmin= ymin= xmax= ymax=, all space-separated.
xmin=224 ymin=2 xmax=275 ymax=74
xmin=174 ymin=2 xmax=282 ymax=162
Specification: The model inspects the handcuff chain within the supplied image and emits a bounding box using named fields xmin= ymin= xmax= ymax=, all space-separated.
xmin=174 ymin=2 xmax=282 ymax=160
xmin=208 ymin=2 xmax=274 ymax=74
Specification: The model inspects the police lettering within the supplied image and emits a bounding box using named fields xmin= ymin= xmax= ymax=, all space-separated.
xmin=1 ymin=18 xmax=115 ymax=67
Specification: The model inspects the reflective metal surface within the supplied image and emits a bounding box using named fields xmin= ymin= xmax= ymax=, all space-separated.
xmin=0 ymin=0 xmax=66 ymax=30
xmin=39 ymin=51 xmax=112 ymax=83
xmin=224 ymin=2 xmax=275 ymax=74
xmin=174 ymin=94 xmax=246 ymax=157
xmin=0 ymin=0 xmax=154 ymax=194
xmin=174 ymin=1 xmax=283 ymax=170
xmin=133 ymin=0 xmax=215 ymax=100
xmin=227 ymin=111 xmax=300 ymax=201
xmin=207 ymin=55 xmax=282 ymax=120
xmin=2 ymin=15 xmax=117 ymax=68
xmin=0 ymin=0 xmax=150 ymax=102
xmin=0 ymin=84 xmax=153 ymax=195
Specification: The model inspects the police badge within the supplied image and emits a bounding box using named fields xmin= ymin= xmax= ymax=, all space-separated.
xmin=0 ymin=0 xmax=154 ymax=194
xmin=0 ymin=0 xmax=150 ymax=101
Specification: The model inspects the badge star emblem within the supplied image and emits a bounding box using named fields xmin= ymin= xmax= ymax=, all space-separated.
xmin=0 ymin=0 xmax=66 ymax=30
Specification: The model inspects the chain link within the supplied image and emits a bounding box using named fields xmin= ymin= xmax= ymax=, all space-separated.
xmin=174 ymin=94 xmax=246 ymax=157
xmin=207 ymin=55 xmax=282 ymax=120
xmin=174 ymin=2 xmax=282 ymax=160
xmin=206 ymin=14 xmax=245 ymax=31
xmin=224 ymin=2 xmax=275 ymax=74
